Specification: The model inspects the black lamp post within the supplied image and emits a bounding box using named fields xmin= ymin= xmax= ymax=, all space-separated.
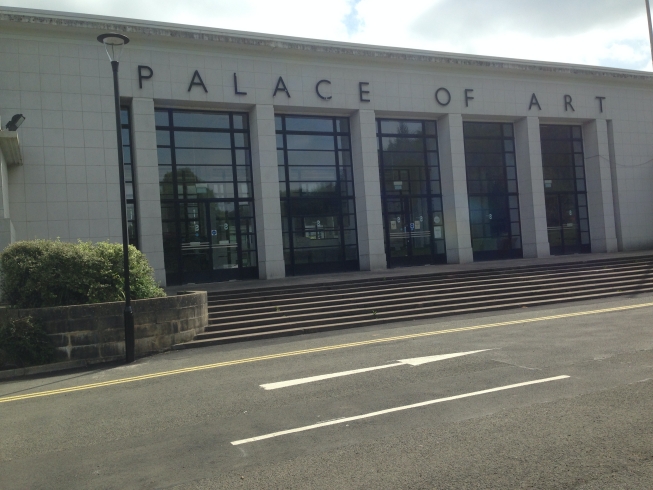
xmin=97 ymin=32 xmax=135 ymax=363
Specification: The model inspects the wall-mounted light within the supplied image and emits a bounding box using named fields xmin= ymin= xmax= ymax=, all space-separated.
xmin=5 ymin=114 xmax=25 ymax=131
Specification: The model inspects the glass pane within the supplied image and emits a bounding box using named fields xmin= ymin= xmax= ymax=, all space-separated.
xmin=174 ymin=131 xmax=231 ymax=149
xmin=156 ymin=130 xmax=170 ymax=146
xmin=463 ymin=122 xmax=502 ymax=138
xmin=234 ymin=133 xmax=249 ymax=148
xmin=233 ymin=114 xmax=248 ymax=130
xmin=176 ymin=165 xmax=233 ymax=182
xmin=173 ymin=112 xmax=230 ymax=129
xmin=288 ymin=166 xmax=337 ymax=181
xmin=286 ymin=150 xmax=336 ymax=166
xmin=380 ymin=120 xmax=423 ymax=135
xmin=155 ymin=110 xmax=170 ymax=127
xmin=157 ymin=148 xmax=172 ymax=166
xmin=285 ymin=117 xmax=334 ymax=132
xmin=235 ymin=150 xmax=251 ymax=166
xmin=382 ymin=137 xmax=423 ymax=152
xmin=175 ymin=149 xmax=232 ymax=166
xmin=286 ymin=134 xmax=335 ymax=151
xmin=540 ymin=125 xmax=569 ymax=140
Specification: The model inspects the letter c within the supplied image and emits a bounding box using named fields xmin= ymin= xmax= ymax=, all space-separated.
xmin=316 ymin=79 xmax=332 ymax=100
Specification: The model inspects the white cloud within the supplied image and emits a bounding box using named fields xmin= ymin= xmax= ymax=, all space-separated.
xmin=1 ymin=0 xmax=652 ymax=70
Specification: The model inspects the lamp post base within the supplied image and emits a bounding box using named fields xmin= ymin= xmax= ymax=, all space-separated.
xmin=125 ymin=306 xmax=135 ymax=363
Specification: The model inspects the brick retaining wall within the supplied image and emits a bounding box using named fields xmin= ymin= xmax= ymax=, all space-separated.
xmin=1 ymin=292 xmax=207 ymax=363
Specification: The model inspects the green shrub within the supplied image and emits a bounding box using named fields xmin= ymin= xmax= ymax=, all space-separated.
xmin=0 ymin=240 xmax=166 ymax=308
xmin=0 ymin=316 xmax=55 ymax=368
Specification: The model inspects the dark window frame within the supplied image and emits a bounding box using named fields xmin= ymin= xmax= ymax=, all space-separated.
xmin=120 ymin=106 xmax=139 ymax=249
xmin=276 ymin=114 xmax=359 ymax=276
xmin=540 ymin=124 xmax=591 ymax=255
xmin=155 ymin=109 xmax=257 ymax=285
xmin=377 ymin=118 xmax=446 ymax=267
xmin=463 ymin=121 xmax=523 ymax=261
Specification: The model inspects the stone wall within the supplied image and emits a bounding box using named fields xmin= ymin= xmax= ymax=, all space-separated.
xmin=1 ymin=292 xmax=207 ymax=363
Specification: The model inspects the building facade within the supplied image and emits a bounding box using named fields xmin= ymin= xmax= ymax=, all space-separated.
xmin=0 ymin=8 xmax=651 ymax=286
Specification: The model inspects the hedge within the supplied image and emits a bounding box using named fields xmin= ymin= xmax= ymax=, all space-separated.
xmin=0 ymin=240 xmax=166 ymax=309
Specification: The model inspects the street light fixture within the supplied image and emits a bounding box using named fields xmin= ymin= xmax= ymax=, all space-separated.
xmin=97 ymin=32 xmax=135 ymax=363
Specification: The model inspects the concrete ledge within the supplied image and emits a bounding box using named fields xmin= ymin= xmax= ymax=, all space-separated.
xmin=0 ymin=291 xmax=208 ymax=367
xmin=0 ymin=131 xmax=22 ymax=166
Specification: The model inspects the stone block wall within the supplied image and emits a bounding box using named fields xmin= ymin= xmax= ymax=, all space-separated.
xmin=1 ymin=291 xmax=207 ymax=363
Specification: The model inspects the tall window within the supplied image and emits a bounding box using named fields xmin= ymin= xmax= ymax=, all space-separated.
xmin=463 ymin=122 xmax=522 ymax=261
xmin=540 ymin=125 xmax=590 ymax=255
xmin=276 ymin=115 xmax=358 ymax=275
xmin=155 ymin=110 xmax=257 ymax=285
xmin=120 ymin=107 xmax=138 ymax=248
xmin=377 ymin=119 xmax=446 ymax=267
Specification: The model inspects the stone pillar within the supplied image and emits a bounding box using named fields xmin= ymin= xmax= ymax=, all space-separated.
xmin=249 ymin=104 xmax=285 ymax=279
xmin=130 ymin=98 xmax=166 ymax=285
xmin=350 ymin=109 xmax=386 ymax=271
xmin=438 ymin=114 xmax=473 ymax=263
xmin=583 ymin=119 xmax=618 ymax=253
xmin=514 ymin=117 xmax=550 ymax=258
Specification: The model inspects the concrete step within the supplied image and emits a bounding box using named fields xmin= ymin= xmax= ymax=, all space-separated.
xmin=173 ymin=283 xmax=653 ymax=350
xmin=170 ymin=255 xmax=653 ymax=350
xmin=197 ymin=277 xmax=653 ymax=339
xmin=206 ymin=259 xmax=653 ymax=309
xmin=206 ymin=266 xmax=652 ymax=321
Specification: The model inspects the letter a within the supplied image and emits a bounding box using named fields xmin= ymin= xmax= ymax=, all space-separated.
xmin=273 ymin=76 xmax=291 ymax=98
xmin=529 ymin=93 xmax=542 ymax=111
xmin=188 ymin=70 xmax=208 ymax=93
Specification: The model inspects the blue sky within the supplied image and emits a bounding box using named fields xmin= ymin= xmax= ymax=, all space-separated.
xmin=1 ymin=0 xmax=651 ymax=70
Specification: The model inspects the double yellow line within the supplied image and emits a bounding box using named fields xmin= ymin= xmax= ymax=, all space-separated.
xmin=1 ymin=301 xmax=651 ymax=404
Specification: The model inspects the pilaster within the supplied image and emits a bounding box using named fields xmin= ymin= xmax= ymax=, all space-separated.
xmin=249 ymin=104 xmax=285 ymax=279
xmin=514 ymin=117 xmax=550 ymax=258
xmin=350 ymin=109 xmax=386 ymax=271
xmin=583 ymin=119 xmax=618 ymax=253
xmin=438 ymin=114 xmax=473 ymax=263
xmin=130 ymin=98 xmax=166 ymax=285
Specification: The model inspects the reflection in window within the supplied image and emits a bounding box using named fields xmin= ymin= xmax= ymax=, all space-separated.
xmin=377 ymin=119 xmax=445 ymax=266
xmin=463 ymin=122 xmax=522 ymax=260
xmin=540 ymin=125 xmax=590 ymax=255
xmin=155 ymin=109 xmax=257 ymax=285
xmin=120 ymin=107 xmax=138 ymax=248
xmin=276 ymin=114 xmax=358 ymax=275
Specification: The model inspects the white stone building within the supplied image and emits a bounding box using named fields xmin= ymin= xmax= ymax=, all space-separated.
xmin=0 ymin=7 xmax=651 ymax=286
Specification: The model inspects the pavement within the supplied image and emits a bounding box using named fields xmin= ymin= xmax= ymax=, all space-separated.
xmin=1 ymin=291 xmax=653 ymax=489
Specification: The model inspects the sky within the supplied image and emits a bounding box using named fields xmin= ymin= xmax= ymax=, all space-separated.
xmin=1 ymin=0 xmax=652 ymax=71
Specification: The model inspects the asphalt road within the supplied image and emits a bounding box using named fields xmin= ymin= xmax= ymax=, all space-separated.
xmin=1 ymin=293 xmax=653 ymax=489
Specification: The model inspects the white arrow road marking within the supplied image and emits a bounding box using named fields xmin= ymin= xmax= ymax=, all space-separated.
xmin=260 ymin=350 xmax=490 ymax=391
xmin=232 ymin=375 xmax=570 ymax=445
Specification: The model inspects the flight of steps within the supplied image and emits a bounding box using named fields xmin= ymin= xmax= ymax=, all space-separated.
xmin=173 ymin=255 xmax=653 ymax=350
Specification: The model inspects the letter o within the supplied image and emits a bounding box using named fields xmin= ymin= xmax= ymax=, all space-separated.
xmin=435 ymin=87 xmax=451 ymax=106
